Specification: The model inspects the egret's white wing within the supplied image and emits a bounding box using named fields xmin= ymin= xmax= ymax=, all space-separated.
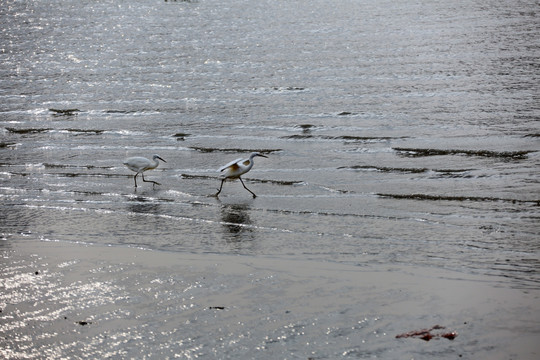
xmin=124 ymin=157 xmax=152 ymax=172
xmin=219 ymin=158 xmax=243 ymax=172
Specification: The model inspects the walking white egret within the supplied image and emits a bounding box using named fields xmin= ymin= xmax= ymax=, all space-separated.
xmin=123 ymin=154 xmax=166 ymax=188
xmin=215 ymin=152 xmax=268 ymax=198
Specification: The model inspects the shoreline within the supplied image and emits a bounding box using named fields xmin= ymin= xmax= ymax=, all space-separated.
xmin=1 ymin=239 xmax=539 ymax=359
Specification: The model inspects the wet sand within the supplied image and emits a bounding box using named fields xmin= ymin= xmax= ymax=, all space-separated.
xmin=1 ymin=240 xmax=538 ymax=359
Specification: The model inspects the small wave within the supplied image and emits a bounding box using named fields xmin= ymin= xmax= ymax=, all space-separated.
xmin=43 ymin=163 xmax=113 ymax=170
xmin=340 ymin=147 xmax=394 ymax=154
xmin=254 ymin=178 xmax=305 ymax=186
xmin=337 ymin=135 xmax=398 ymax=142
xmin=104 ymin=109 xmax=139 ymax=114
xmin=281 ymin=134 xmax=401 ymax=142
xmin=165 ymin=189 xmax=193 ymax=197
xmin=6 ymin=127 xmax=104 ymax=135
xmin=281 ymin=134 xmax=316 ymax=140
xmin=109 ymin=129 xmax=146 ymax=136
xmin=378 ymin=193 xmax=539 ymax=205
xmin=393 ymin=147 xmax=532 ymax=159
xmin=317 ymin=185 xmax=351 ymax=194
xmin=0 ymin=142 xmax=19 ymax=148
xmin=5 ymin=127 xmax=51 ymax=134
xmin=339 ymin=165 xmax=473 ymax=175
xmin=102 ymin=109 xmax=161 ymax=115
xmin=49 ymin=172 xmax=126 ymax=179
xmin=181 ymin=174 xmax=218 ymax=180
xmin=339 ymin=165 xmax=429 ymax=173
xmin=262 ymin=206 xmax=428 ymax=224
xmin=180 ymin=173 xmax=303 ymax=186
xmin=49 ymin=108 xmax=80 ymax=116
xmin=189 ymin=146 xmax=281 ymax=154
xmin=59 ymin=129 xmax=105 ymax=135
xmin=249 ymin=86 xmax=306 ymax=94
xmin=272 ymin=86 xmax=306 ymax=92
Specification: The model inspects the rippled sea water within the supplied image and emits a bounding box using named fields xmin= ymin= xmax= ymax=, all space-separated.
xmin=1 ymin=0 xmax=539 ymax=358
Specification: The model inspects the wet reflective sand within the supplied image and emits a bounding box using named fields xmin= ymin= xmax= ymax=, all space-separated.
xmin=1 ymin=240 xmax=538 ymax=359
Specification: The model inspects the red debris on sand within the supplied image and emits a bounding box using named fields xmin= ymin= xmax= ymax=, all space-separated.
xmin=396 ymin=325 xmax=458 ymax=341
xmin=441 ymin=331 xmax=458 ymax=340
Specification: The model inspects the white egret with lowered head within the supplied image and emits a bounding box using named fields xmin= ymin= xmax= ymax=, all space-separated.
xmin=123 ymin=154 xmax=166 ymax=188
xmin=215 ymin=152 xmax=268 ymax=198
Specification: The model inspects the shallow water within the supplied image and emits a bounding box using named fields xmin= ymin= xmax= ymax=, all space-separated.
xmin=1 ymin=0 xmax=539 ymax=358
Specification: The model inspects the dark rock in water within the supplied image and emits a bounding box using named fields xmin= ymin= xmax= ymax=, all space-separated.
xmin=209 ymin=306 xmax=225 ymax=310
xmin=338 ymin=111 xmax=353 ymax=115
xmin=297 ymin=124 xmax=314 ymax=133
xmin=49 ymin=108 xmax=80 ymax=116
xmin=77 ymin=321 xmax=91 ymax=326
xmin=173 ymin=132 xmax=190 ymax=140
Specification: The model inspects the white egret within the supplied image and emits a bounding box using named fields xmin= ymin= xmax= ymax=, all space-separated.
xmin=215 ymin=152 xmax=268 ymax=198
xmin=123 ymin=154 xmax=166 ymax=188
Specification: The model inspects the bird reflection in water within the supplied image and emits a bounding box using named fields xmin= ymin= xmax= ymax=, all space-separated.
xmin=220 ymin=203 xmax=254 ymax=245
xmin=127 ymin=196 xmax=161 ymax=215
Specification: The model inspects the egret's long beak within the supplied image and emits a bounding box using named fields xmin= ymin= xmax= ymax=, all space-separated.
xmin=258 ymin=154 xmax=268 ymax=158
xmin=157 ymin=156 xmax=167 ymax=163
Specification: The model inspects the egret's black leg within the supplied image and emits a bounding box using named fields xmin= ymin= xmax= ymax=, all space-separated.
xmin=215 ymin=178 xmax=225 ymax=197
xmin=142 ymin=172 xmax=160 ymax=186
xmin=239 ymin=177 xmax=257 ymax=198
xmin=133 ymin=173 xmax=138 ymax=188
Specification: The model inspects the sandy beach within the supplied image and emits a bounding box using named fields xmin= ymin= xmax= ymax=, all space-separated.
xmin=1 ymin=240 xmax=538 ymax=359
